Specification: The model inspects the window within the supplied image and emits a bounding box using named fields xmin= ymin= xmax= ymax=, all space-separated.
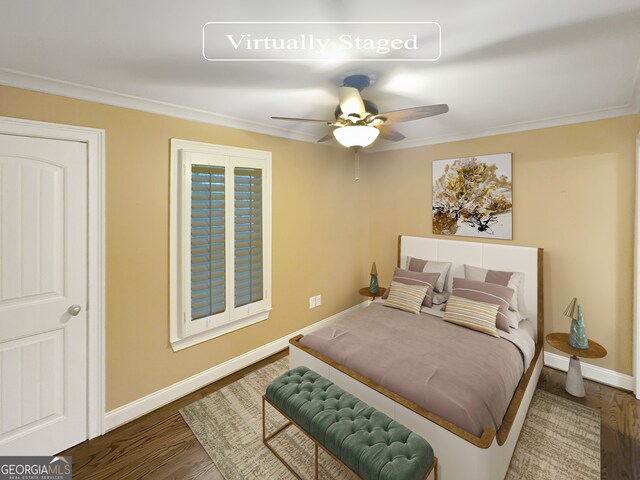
xmin=170 ymin=140 xmax=271 ymax=350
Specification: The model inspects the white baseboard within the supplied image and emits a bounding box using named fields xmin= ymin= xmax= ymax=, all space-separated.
xmin=544 ymin=351 xmax=635 ymax=392
xmin=103 ymin=301 xmax=367 ymax=432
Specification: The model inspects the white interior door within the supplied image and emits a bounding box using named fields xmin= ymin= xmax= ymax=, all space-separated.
xmin=0 ymin=133 xmax=88 ymax=455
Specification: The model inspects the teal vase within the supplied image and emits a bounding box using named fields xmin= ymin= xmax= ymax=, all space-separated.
xmin=369 ymin=274 xmax=379 ymax=295
xmin=568 ymin=304 xmax=589 ymax=349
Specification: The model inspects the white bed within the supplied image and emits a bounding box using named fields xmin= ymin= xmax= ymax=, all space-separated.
xmin=289 ymin=236 xmax=543 ymax=480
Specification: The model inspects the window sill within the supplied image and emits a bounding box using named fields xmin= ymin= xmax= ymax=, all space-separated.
xmin=170 ymin=309 xmax=271 ymax=352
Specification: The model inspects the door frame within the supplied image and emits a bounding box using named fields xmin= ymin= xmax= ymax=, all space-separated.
xmin=633 ymin=134 xmax=640 ymax=400
xmin=0 ymin=115 xmax=106 ymax=438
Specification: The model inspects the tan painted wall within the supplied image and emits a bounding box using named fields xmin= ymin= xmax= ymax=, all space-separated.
xmin=1 ymin=84 xmax=637 ymax=407
xmin=0 ymin=85 xmax=370 ymax=410
xmin=365 ymin=115 xmax=640 ymax=375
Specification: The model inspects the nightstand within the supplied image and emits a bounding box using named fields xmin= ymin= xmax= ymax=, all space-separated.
xmin=545 ymin=332 xmax=607 ymax=397
xmin=358 ymin=287 xmax=387 ymax=301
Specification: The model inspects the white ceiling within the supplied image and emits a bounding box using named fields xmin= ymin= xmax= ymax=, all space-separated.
xmin=1 ymin=0 xmax=639 ymax=150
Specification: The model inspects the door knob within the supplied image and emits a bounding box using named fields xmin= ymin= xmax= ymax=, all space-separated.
xmin=67 ymin=304 xmax=82 ymax=316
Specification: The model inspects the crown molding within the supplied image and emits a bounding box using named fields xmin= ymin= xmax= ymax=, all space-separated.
xmin=1 ymin=67 xmax=637 ymax=154
xmin=0 ymin=68 xmax=320 ymax=144
xmin=371 ymin=103 xmax=639 ymax=152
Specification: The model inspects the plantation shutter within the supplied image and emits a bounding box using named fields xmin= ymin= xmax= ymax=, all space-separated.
xmin=234 ymin=167 xmax=263 ymax=307
xmin=191 ymin=164 xmax=226 ymax=320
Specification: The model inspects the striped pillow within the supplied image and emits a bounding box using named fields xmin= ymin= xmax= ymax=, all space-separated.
xmin=464 ymin=264 xmax=525 ymax=314
xmin=381 ymin=268 xmax=439 ymax=307
xmin=384 ymin=281 xmax=428 ymax=315
xmin=443 ymin=295 xmax=501 ymax=337
xmin=450 ymin=277 xmax=514 ymax=333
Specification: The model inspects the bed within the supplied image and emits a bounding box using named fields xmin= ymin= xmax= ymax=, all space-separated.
xmin=289 ymin=236 xmax=543 ymax=480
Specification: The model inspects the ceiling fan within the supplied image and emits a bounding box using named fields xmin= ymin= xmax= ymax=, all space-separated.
xmin=271 ymin=74 xmax=449 ymax=149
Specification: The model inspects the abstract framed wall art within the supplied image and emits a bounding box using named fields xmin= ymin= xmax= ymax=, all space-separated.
xmin=432 ymin=153 xmax=512 ymax=240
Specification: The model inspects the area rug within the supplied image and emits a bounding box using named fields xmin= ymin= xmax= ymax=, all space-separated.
xmin=180 ymin=358 xmax=601 ymax=480
xmin=504 ymin=389 xmax=600 ymax=480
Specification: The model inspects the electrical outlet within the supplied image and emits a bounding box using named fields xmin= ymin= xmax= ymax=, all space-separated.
xmin=315 ymin=294 xmax=322 ymax=306
xmin=309 ymin=296 xmax=316 ymax=309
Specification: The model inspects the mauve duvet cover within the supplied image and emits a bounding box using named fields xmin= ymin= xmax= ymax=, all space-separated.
xmin=299 ymin=303 xmax=530 ymax=437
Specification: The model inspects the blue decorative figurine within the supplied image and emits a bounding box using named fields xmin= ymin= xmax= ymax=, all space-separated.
xmin=565 ymin=298 xmax=589 ymax=349
xmin=369 ymin=262 xmax=379 ymax=295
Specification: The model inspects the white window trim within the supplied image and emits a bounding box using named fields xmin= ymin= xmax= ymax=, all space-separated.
xmin=170 ymin=139 xmax=272 ymax=351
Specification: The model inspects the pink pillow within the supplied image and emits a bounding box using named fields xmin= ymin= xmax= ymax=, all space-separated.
xmin=445 ymin=277 xmax=514 ymax=333
xmin=382 ymin=268 xmax=440 ymax=308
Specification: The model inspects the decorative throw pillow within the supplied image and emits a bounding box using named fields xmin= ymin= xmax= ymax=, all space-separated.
xmin=443 ymin=295 xmax=501 ymax=337
xmin=384 ymin=281 xmax=428 ymax=315
xmin=464 ymin=264 xmax=526 ymax=314
xmin=449 ymin=277 xmax=514 ymax=333
xmin=381 ymin=268 xmax=440 ymax=307
xmin=432 ymin=290 xmax=450 ymax=305
xmin=406 ymin=256 xmax=452 ymax=293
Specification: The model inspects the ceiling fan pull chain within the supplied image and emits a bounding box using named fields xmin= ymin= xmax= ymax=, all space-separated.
xmin=354 ymin=148 xmax=360 ymax=182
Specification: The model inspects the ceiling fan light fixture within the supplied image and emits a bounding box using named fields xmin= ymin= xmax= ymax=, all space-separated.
xmin=333 ymin=125 xmax=380 ymax=148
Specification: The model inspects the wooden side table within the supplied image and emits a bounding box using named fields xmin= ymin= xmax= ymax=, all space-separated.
xmin=358 ymin=287 xmax=387 ymax=301
xmin=545 ymin=333 xmax=607 ymax=397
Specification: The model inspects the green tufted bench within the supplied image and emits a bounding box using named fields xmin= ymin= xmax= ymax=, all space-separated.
xmin=263 ymin=366 xmax=437 ymax=480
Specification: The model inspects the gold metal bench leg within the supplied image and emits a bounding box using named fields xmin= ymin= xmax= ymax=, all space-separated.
xmin=262 ymin=396 xmax=304 ymax=480
xmin=422 ymin=456 xmax=438 ymax=480
xmin=263 ymin=396 xmax=293 ymax=442
xmin=315 ymin=442 xmax=319 ymax=480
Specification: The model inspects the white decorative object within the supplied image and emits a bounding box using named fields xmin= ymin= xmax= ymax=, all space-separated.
xmin=566 ymin=357 xmax=586 ymax=397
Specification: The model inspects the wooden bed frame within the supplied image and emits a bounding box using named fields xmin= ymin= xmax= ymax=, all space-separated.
xmin=289 ymin=236 xmax=544 ymax=480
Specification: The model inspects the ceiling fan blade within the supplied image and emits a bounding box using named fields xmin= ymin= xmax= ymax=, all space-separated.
xmin=338 ymin=87 xmax=366 ymax=119
xmin=316 ymin=131 xmax=335 ymax=143
xmin=375 ymin=104 xmax=449 ymax=124
xmin=271 ymin=116 xmax=332 ymax=123
xmin=377 ymin=125 xmax=406 ymax=142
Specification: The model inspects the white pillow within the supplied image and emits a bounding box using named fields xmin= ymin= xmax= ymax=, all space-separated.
xmin=406 ymin=256 xmax=452 ymax=293
xmin=505 ymin=309 xmax=522 ymax=329
xmin=464 ymin=264 xmax=526 ymax=314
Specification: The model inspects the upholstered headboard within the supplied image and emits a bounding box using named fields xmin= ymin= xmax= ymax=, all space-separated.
xmin=399 ymin=236 xmax=543 ymax=342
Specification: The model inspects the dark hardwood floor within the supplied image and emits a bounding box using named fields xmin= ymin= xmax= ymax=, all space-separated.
xmin=537 ymin=367 xmax=640 ymax=480
xmin=62 ymin=350 xmax=288 ymax=480
xmin=63 ymin=352 xmax=639 ymax=479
